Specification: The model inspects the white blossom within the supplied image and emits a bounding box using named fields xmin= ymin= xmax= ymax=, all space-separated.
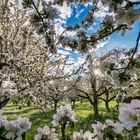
xmin=5 ymin=117 xmax=31 ymax=140
xmin=16 ymin=117 xmax=32 ymax=133
xmin=118 ymin=99 xmax=140 ymax=130
xmin=34 ymin=126 xmax=58 ymax=140
xmin=92 ymin=121 xmax=106 ymax=134
xmin=52 ymin=104 xmax=76 ymax=126
xmin=106 ymin=119 xmax=124 ymax=134
xmin=91 ymin=121 xmax=106 ymax=139
xmin=71 ymin=130 xmax=95 ymax=140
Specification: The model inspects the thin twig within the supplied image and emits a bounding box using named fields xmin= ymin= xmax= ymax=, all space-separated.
xmin=123 ymin=30 xmax=140 ymax=75
xmin=87 ymin=24 xmax=126 ymax=44
xmin=30 ymin=0 xmax=46 ymax=27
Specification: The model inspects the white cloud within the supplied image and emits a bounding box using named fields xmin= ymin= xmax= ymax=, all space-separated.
xmin=57 ymin=49 xmax=70 ymax=55
xmin=45 ymin=0 xmax=54 ymax=3
xmin=55 ymin=21 xmax=65 ymax=36
xmin=76 ymin=8 xmax=85 ymax=18
xmin=96 ymin=41 xmax=109 ymax=49
xmin=94 ymin=1 xmax=115 ymax=21
xmin=55 ymin=2 xmax=72 ymax=19
xmin=65 ymin=31 xmax=77 ymax=39
xmin=64 ymin=47 xmax=73 ymax=51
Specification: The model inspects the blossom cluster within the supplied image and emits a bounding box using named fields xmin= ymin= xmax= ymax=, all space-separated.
xmin=34 ymin=126 xmax=58 ymax=140
xmin=52 ymin=104 xmax=77 ymax=126
xmin=87 ymin=99 xmax=140 ymax=139
xmin=118 ymin=99 xmax=140 ymax=130
xmin=5 ymin=117 xmax=31 ymax=140
xmin=71 ymin=130 xmax=95 ymax=140
xmin=0 ymin=110 xmax=32 ymax=140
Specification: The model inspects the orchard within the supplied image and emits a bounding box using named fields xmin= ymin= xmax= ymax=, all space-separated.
xmin=0 ymin=0 xmax=140 ymax=140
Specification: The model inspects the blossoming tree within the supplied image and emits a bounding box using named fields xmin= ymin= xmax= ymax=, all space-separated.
xmin=0 ymin=1 xmax=71 ymax=109
xmin=20 ymin=0 xmax=140 ymax=52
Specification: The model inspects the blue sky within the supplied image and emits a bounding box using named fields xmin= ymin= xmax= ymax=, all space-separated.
xmin=57 ymin=2 xmax=140 ymax=60
xmin=69 ymin=3 xmax=139 ymax=49
xmin=67 ymin=3 xmax=92 ymax=26
xmin=96 ymin=20 xmax=140 ymax=55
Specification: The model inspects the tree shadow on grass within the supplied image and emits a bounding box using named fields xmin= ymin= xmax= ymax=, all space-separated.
xmin=4 ymin=104 xmax=55 ymax=139
xmin=26 ymin=109 xmax=55 ymax=139
xmin=4 ymin=104 xmax=36 ymax=110
xmin=75 ymin=107 xmax=118 ymax=132
xmin=99 ymin=106 xmax=119 ymax=120
xmin=4 ymin=107 xmax=38 ymax=116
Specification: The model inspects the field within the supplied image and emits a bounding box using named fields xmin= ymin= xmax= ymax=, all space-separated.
xmin=3 ymin=101 xmax=118 ymax=139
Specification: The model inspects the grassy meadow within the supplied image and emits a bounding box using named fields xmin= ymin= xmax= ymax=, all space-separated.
xmin=3 ymin=101 xmax=118 ymax=139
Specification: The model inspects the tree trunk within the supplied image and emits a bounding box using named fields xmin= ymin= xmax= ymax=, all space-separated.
xmin=93 ymin=95 xmax=98 ymax=116
xmin=22 ymin=133 xmax=26 ymax=140
xmin=71 ymin=100 xmax=76 ymax=109
xmin=105 ymin=92 xmax=110 ymax=112
xmin=61 ymin=122 xmax=66 ymax=140
xmin=91 ymin=78 xmax=99 ymax=116
xmin=27 ymin=100 xmax=30 ymax=106
xmin=54 ymin=100 xmax=58 ymax=111
xmin=105 ymin=100 xmax=110 ymax=112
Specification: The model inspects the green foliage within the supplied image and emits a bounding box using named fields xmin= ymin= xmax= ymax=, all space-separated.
xmin=103 ymin=126 xmax=123 ymax=140
xmin=0 ymin=126 xmax=7 ymax=139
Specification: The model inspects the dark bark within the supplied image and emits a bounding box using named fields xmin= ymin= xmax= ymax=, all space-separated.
xmin=123 ymin=96 xmax=140 ymax=103
xmin=22 ymin=133 xmax=26 ymax=140
xmin=91 ymin=78 xmax=99 ymax=116
xmin=78 ymin=87 xmax=99 ymax=115
xmin=0 ymin=98 xmax=10 ymax=109
xmin=93 ymin=95 xmax=98 ymax=116
xmin=61 ymin=122 xmax=66 ymax=140
xmin=71 ymin=100 xmax=76 ymax=109
xmin=0 ymin=62 xmax=9 ymax=70
xmin=121 ymin=31 xmax=140 ymax=80
xmin=105 ymin=100 xmax=110 ymax=112
xmin=27 ymin=100 xmax=30 ymax=106
xmin=105 ymin=92 xmax=110 ymax=112
xmin=54 ymin=100 xmax=58 ymax=111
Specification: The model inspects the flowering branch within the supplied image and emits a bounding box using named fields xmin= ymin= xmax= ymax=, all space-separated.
xmin=125 ymin=1 xmax=140 ymax=8
xmin=30 ymin=0 xmax=46 ymax=27
xmin=121 ymin=30 xmax=140 ymax=79
xmin=87 ymin=24 xmax=127 ymax=44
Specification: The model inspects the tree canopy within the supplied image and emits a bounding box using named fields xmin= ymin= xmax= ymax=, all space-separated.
xmin=22 ymin=0 xmax=140 ymax=52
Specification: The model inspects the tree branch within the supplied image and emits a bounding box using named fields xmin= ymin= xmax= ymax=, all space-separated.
xmin=77 ymin=88 xmax=94 ymax=104
xmin=87 ymin=24 xmax=126 ymax=44
xmin=30 ymin=0 xmax=46 ymax=27
xmin=98 ymin=97 xmax=106 ymax=102
xmin=108 ymin=94 xmax=117 ymax=102
xmin=122 ymin=30 xmax=140 ymax=76
xmin=77 ymin=94 xmax=88 ymax=99
xmin=125 ymin=1 xmax=140 ymax=8
xmin=97 ymin=88 xmax=107 ymax=97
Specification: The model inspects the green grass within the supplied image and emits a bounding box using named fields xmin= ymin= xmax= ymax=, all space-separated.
xmin=3 ymin=101 xmax=118 ymax=139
